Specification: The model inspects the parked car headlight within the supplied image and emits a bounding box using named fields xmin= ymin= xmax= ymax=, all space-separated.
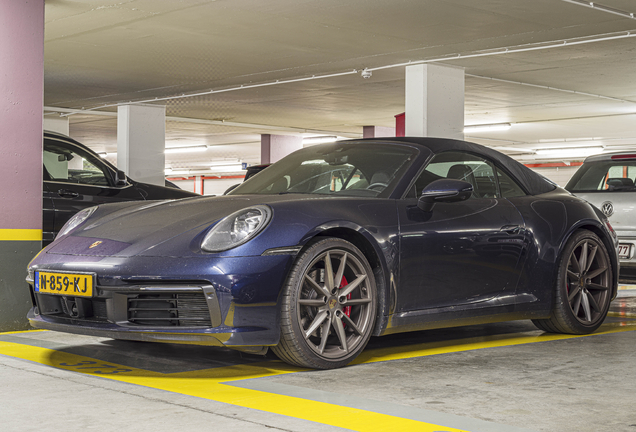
xmin=58 ymin=206 xmax=98 ymax=237
xmin=201 ymin=205 xmax=272 ymax=252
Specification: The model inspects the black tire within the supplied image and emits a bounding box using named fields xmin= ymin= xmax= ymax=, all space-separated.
xmin=532 ymin=229 xmax=612 ymax=334
xmin=272 ymin=237 xmax=377 ymax=369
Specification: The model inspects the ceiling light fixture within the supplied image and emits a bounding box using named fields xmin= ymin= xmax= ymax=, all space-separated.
xmin=164 ymin=145 xmax=208 ymax=154
xmin=209 ymin=160 xmax=240 ymax=166
xmin=490 ymin=146 xmax=536 ymax=153
xmin=534 ymin=141 xmax=605 ymax=150
xmin=302 ymin=136 xmax=339 ymax=145
xmin=167 ymin=170 xmax=191 ymax=176
xmin=210 ymin=164 xmax=244 ymax=172
xmin=535 ymin=147 xmax=604 ymax=159
xmin=463 ymin=123 xmax=512 ymax=133
xmin=97 ymin=152 xmax=108 ymax=158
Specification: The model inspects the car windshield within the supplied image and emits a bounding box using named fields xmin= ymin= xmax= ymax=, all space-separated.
xmin=566 ymin=159 xmax=636 ymax=192
xmin=230 ymin=142 xmax=417 ymax=197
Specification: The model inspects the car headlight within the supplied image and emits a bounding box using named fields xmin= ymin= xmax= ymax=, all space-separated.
xmin=58 ymin=206 xmax=98 ymax=237
xmin=201 ymin=205 xmax=272 ymax=252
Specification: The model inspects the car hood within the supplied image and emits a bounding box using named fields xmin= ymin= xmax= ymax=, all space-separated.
xmin=45 ymin=194 xmax=329 ymax=258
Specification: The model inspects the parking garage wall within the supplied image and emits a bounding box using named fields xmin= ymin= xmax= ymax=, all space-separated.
xmin=530 ymin=166 xmax=579 ymax=187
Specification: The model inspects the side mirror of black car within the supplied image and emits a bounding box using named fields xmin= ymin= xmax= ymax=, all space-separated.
xmin=418 ymin=179 xmax=473 ymax=212
xmin=115 ymin=170 xmax=128 ymax=186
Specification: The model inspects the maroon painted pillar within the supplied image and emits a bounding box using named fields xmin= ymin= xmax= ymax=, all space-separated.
xmin=395 ymin=113 xmax=405 ymax=137
xmin=0 ymin=0 xmax=45 ymax=330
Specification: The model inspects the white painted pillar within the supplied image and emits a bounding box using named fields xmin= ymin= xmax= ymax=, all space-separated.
xmin=363 ymin=126 xmax=396 ymax=138
xmin=43 ymin=116 xmax=69 ymax=135
xmin=117 ymin=104 xmax=166 ymax=186
xmin=194 ymin=175 xmax=204 ymax=195
xmin=261 ymin=134 xmax=303 ymax=164
xmin=405 ymin=63 xmax=464 ymax=140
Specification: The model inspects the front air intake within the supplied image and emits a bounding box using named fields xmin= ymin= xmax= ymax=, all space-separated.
xmin=127 ymin=293 xmax=211 ymax=327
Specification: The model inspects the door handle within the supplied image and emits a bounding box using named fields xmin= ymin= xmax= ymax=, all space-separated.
xmin=500 ymin=225 xmax=521 ymax=234
xmin=58 ymin=189 xmax=80 ymax=198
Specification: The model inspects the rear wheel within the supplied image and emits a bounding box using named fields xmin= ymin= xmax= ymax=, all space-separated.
xmin=272 ymin=238 xmax=377 ymax=369
xmin=532 ymin=230 xmax=612 ymax=334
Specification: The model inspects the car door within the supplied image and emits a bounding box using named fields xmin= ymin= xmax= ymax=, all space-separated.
xmin=397 ymin=151 xmax=527 ymax=312
xmin=43 ymin=137 xmax=145 ymax=238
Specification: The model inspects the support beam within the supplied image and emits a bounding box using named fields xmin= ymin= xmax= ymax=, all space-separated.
xmin=405 ymin=64 xmax=464 ymax=140
xmin=261 ymin=134 xmax=303 ymax=164
xmin=0 ymin=0 xmax=45 ymax=330
xmin=117 ymin=104 xmax=166 ymax=186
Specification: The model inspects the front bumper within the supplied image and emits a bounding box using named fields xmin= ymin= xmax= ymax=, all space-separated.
xmin=27 ymin=253 xmax=294 ymax=348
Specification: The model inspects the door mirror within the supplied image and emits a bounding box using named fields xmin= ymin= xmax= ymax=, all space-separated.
xmin=418 ymin=179 xmax=473 ymax=212
xmin=115 ymin=170 xmax=128 ymax=186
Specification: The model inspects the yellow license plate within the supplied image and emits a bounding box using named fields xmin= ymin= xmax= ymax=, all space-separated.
xmin=35 ymin=271 xmax=94 ymax=298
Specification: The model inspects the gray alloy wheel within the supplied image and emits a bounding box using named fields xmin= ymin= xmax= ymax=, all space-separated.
xmin=533 ymin=230 xmax=612 ymax=334
xmin=273 ymin=237 xmax=377 ymax=369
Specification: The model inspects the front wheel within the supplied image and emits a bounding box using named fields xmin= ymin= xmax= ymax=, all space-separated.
xmin=272 ymin=238 xmax=377 ymax=369
xmin=532 ymin=230 xmax=612 ymax=334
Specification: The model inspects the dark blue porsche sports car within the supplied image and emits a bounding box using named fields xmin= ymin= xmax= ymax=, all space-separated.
xmin=26 ymin=137 xmax=619 ymax=369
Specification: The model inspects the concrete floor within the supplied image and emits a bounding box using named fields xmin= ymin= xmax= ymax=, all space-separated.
xmin=1 ymin=292 xmax=635 ymax=432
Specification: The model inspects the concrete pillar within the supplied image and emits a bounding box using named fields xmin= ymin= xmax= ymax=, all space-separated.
xmin=0 ymin=0 xmax=45 ymax=330
xmin=43 ymin=116 xmax=69 ymax=135
xmin=405 ymin=63 xmax=464 ymax=140
xmin=194 ymin=175 xmax=204 ymax=195
xmin=363 ymin=126 xmax=396 ymax=138
xmin=117 ymin=104 xmax=166 ymax=186
xmin=261 ymin=134 xmax=302 ymax=164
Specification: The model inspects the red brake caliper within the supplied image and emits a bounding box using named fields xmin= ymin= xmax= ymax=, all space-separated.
xmin=339 ymin=276 xmax=351 ymax=318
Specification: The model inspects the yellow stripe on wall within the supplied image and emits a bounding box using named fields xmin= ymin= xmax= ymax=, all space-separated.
xmin=0 ymin=229 xmax=42 ymax=241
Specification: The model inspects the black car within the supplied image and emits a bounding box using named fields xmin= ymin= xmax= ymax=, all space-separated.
xmin=223 ymin=163 xmax=271 ymax=195
xmin=28 ymin=137 xmax=619 ymax=369
xmin=42 ymin=130 xmax=198 ymax=244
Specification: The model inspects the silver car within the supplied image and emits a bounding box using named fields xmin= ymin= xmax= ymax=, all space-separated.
xmin=566 ymin=151 xmax=636 ymax=283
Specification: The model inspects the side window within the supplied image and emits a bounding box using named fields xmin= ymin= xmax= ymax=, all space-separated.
xmin=496 ymin=168 xmax=527 ymax=197
xmin=43 ymin=140 xmax=111 ymax=187
xmin=408 ymin=151 xmax=498 ymax=199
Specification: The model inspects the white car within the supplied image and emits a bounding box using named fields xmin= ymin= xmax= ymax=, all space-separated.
xmin=566 ymin=151 xmax=636 ymax=283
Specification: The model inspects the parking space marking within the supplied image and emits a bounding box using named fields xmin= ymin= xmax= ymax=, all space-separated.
xmin=1 ymin=320 xmax=635 ymax=432
xmin=355 ymin=320 xmax=636 ymax=365
xmin=0 ymin=340 xmax=467 ymax=432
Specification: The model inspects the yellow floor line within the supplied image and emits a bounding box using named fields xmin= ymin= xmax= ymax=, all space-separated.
xmin=608 ymin=312 xmax=636 ymax=319
xmin=1 ymin=321 xmax=635 ymax=431
xmin=0 ymin=341 xmax=466 ymax=432
xmin=355 ymin=321 xmax=636 ymax=364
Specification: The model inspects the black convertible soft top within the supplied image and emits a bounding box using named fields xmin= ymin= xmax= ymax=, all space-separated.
xmin=357 ymin=137 xmax=557 ymax=196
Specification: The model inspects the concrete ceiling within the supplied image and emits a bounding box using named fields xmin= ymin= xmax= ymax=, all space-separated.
xmin=43 ymin=0 xmax=636 ymax=173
